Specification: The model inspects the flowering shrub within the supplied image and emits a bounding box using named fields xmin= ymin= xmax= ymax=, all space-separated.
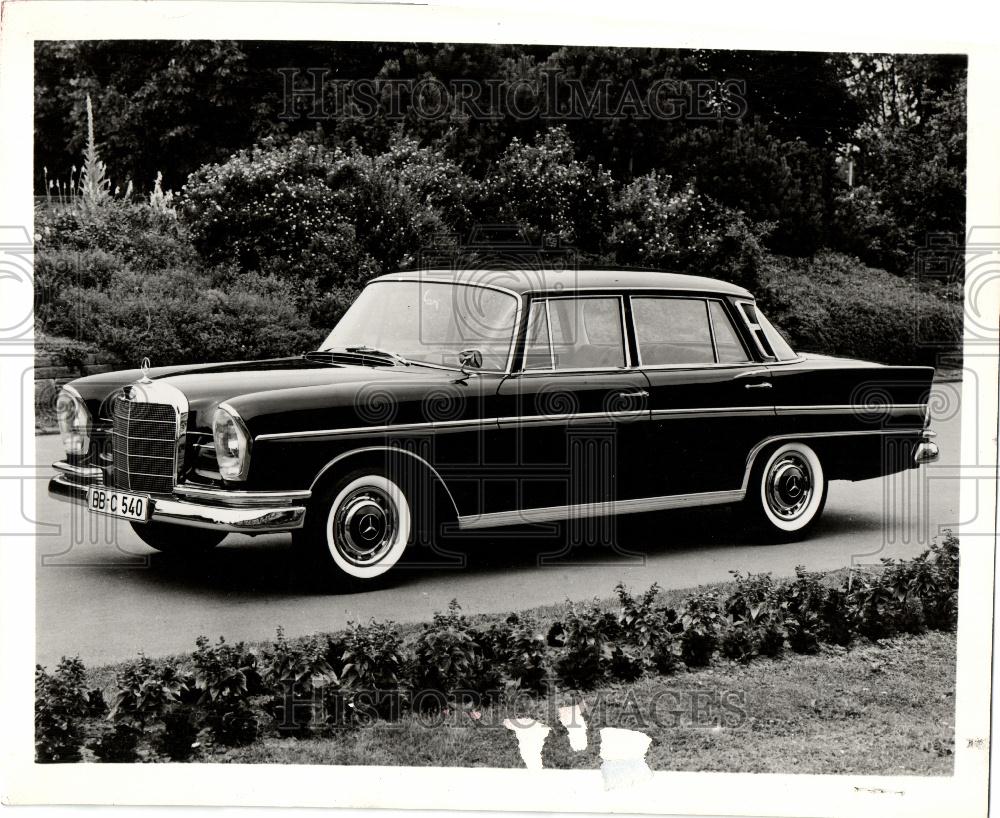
xmin=609 ymin=170 xmax=770 ymax=289
xmin=477 ymin=126 xmax=614 ymax=252
xmin=182 ymin=133 xmax=463 ymax=286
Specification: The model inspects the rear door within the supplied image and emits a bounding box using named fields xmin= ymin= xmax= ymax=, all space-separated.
xmin=631 ymin=294 xmax=777 ymax=497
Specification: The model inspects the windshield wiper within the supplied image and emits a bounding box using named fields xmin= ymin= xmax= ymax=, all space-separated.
xmin=317 ymin=345 xmax=411 ymax=366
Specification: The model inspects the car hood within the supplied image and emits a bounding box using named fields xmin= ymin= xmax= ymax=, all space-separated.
xmin=70 ymin=356 xmax=468 ymax=432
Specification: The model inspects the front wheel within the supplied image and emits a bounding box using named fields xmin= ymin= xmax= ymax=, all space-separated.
xmin=130 ymin=521 xmax=227 ymax=553
xmin=294 ymin=471 xmax=412 ymax=591
xmin=743 ymin=442 xmax=828 ymax=541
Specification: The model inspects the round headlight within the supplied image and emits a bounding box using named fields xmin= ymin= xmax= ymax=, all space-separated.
xmin=56 ymin=389 xmax=91 ymax=456
xmin=212 ymin=405 xmax=250 ymax=481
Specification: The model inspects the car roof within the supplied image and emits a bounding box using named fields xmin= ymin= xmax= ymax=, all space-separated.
xmin=372 ymin=268 xmax=753 ymax=298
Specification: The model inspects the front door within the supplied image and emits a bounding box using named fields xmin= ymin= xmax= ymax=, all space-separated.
xmin=488 ymin=295 xmax=651 ymax=522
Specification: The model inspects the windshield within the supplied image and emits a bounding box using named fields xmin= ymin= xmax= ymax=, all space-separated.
xmin=321 ymin=281 xmax=519 ymax=371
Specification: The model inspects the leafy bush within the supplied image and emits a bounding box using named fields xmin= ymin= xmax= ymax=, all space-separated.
xmin=35 ymin=657 xmax=89 ymax=762
xmin=158 ymin=709 xmax=200 ymax=761
xmin=477 ymin=613 xmax=549 ymax=694
xmin=679 ymin=591 xmax=723 ymax=667
xmin=782 ymin=567 xmax=852 ymax=653
xmin=845 ymin=570 xmax=902 ymax=642
xmin=549 ymin=600 xmax=619 ymax=689
xmin=263 ymin=628 xmax=337 ymax=735
xmin=477 ymin=126 xmax=613 ymax=253
xmin=917 ymin=532 xmax=960 ymax=631
xmin=336 ymin=619 xmax=408 ymax=720
xmin=721 ymin=572 xmax=786 ymax=663
xmin=65 ymin=267 xmax=321 ymax=366
xmin=409 ymin=601 xmax=497 ymax=710
xmin=182 ymin=133 xmax=457 ymax=286
xmin=859 ymin=532 xmax=961 ymax=638
xmin=88 ymin=723 xmax=142 ymax=763
xmin=614 ymin=583 xmax=682 ymax=676
xmin=192 ymin=636 xmax=262 ymax=745
xmin=609 ymin=171 xmax=771 ymax=290
xmin=757 ymin=251 xmax=962 ymax=366
xmin=110 ymin=655 xmax=188 ymax=729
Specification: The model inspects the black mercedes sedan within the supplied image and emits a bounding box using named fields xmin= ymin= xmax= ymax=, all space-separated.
xmin=50 ymin=267 xmax=939 ymax=588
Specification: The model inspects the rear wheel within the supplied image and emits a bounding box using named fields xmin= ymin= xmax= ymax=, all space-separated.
xmin=743 ymin=442 xmax=827 ymax=541
xmin=294 ymin=470 xmax=412 ymax=590
xmin=130 ymin=521 xmax=227 ymax=553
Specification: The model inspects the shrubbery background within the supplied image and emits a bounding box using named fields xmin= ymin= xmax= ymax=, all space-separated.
xmin=34 ymin=44 xmax=965 ymax=368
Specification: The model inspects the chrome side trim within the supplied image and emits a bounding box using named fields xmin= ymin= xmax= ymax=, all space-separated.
xmin=308 ymin=446 xmax=461 ymax=520
xmin=256 ymin=404 xmax=928 ymax=442
xmin=650 ymin=406 xmax=773 ymax=420
xmin=775 ymin=404 xmax=925 ymax=415
xmin=458 ymin=489 xmax=744 ymax=530
xmin=258 ymin=417 xmax=502 ymax=442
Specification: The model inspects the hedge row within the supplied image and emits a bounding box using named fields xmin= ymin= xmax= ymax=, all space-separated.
xmin=36 ymin=534 xmax=958 ymax=762
xmin=757 ymin=251 xmax=963 ymax=367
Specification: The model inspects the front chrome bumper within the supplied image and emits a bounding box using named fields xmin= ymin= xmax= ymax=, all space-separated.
xmin=49 ymin=461 xmax=309 ymax=534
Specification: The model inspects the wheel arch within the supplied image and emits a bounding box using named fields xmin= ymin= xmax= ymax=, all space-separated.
xmin=308 ymin=446 xmax=461 ymax=522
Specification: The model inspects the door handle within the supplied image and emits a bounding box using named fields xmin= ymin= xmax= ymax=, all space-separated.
xmin=617 ymin=389 xmax=649 ymax=399
xmin=744 ymin=382 xmax=772 ymax=390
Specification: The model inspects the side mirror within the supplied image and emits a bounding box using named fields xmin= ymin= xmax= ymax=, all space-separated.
xmin=458 ymin=349 xmax=483 ymax=370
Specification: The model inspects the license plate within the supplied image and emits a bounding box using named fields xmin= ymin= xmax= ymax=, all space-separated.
xmin=86 ymin=488 xmax=151 ymax=522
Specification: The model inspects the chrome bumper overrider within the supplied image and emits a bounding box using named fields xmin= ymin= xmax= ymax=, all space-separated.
xmin=914 ymin=440 xmax=940 ymax=465
xmin=49 ymin=462 xmax=308 ymax=533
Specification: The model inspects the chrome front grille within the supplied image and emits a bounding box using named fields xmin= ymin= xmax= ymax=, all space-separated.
xmin=112 ymin=396 xmax=178 ymax=494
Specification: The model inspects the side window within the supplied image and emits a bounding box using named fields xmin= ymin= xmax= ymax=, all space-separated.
xmin=632 ymin=298 xmax=714 ymax=365
xmin=708 ymin=301 xmax=751 ymax=363
xmin=548 ymin=298 xmax=626 ymax=370
xmin=522 ymin=299 xmax=552 ymax=370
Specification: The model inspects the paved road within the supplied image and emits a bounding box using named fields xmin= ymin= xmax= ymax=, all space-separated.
xmin=35 ymin=381 xmax=962 ymax=668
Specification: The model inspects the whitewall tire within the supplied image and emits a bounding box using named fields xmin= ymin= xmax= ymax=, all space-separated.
xmin=297 ymin=470 xmax=412 ymax=589
xmin=746 ymin=442 xmax=827 ymax=541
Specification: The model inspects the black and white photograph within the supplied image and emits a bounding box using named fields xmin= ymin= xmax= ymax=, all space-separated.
xmin=0 ymin=2 xmax=996 ymax=816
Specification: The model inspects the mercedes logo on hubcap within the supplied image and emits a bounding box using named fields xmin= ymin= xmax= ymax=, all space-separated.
xmin=358 ymin=513 xmax=381 ymax=541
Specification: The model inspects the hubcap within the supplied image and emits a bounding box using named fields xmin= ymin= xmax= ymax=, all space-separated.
xmin=766 ymin=453 xmax=814 ymax=521
xmin=333 ymin=487 xmax=398 ymax=566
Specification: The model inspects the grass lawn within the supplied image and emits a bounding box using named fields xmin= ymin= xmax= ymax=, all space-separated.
xmin=216 ymin=630 xmax=955 ymax=775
